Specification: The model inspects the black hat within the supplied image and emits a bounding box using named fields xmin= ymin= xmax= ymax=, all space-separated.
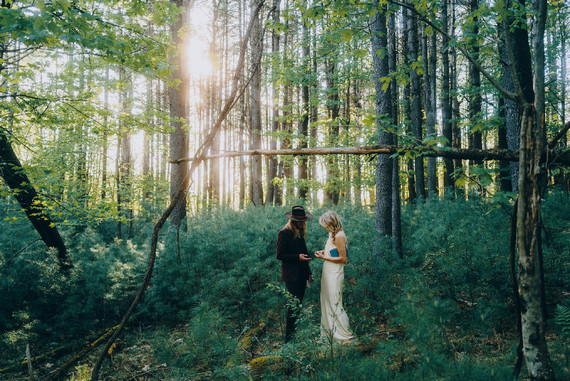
xmin=284 ymin=205 xmax=313 ymax=221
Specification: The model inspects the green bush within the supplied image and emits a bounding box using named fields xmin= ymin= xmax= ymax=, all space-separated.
xmin=0 ymin=193 xmax=568 ymax=379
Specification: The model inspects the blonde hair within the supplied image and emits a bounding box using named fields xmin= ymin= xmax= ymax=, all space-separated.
xmin=319 ymin=211 xmax=343 ymax=242
xmin=285 ymin=219 xmax=307 ymax=239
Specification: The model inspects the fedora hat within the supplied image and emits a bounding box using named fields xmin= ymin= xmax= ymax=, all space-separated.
xmin=284 ymin=205 xmax=313 ymax=221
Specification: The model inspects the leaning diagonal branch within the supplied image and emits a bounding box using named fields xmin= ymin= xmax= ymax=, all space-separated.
xmin=548 ymin=121 xmax=570 ymax=149
xmin=89 ymin=2 xmax=265 ymax=380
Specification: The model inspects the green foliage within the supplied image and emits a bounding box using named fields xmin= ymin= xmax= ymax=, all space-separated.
xmin=555 ymin=304 xmax=570 ymax=343
xmin=0 ymin=193 xmax=568 ymax=379
xmin=402 ymin=198 xmax=514 ymax=333
xmin=151 ymin=303 xmax=245 ymax=378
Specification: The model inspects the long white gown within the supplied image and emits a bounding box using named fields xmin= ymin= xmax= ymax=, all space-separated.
xmin=320 ymin=235 xmax=354 ymax=343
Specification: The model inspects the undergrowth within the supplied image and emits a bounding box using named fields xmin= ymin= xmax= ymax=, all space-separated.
xmin=0 ymin=192 xmax=568 ymax=379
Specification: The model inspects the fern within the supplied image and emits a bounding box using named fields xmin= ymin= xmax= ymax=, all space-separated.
xmin=555 ymin=304 xmax=570 ymax=342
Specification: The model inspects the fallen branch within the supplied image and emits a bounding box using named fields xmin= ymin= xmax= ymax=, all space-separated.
xmin=171 ymin=145 xmax=570 ymax=166
xmin=0 ymin=326 xmax=118 ymax=377
xmin=48 ymin=325 xmax=119 ymax=380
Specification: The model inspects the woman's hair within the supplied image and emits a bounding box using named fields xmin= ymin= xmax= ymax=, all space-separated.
xmin=285 ymin=219 xmax=307 ymax=239
xmin=319 ymin=211 xmax=343 ymax=242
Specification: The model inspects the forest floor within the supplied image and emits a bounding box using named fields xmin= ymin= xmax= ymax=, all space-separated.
xmin=58 ymin=318 xmax=540 ymax=380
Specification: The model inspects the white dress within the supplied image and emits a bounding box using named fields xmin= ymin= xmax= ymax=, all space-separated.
xmin=320 ymin=235 xmax=354 ymax=343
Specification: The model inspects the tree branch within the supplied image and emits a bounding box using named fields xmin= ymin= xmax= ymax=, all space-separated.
xmin=548 ymin=121 xmax=570 ymax=149
xmin=171 ymin=144 xmax=570 ymax=166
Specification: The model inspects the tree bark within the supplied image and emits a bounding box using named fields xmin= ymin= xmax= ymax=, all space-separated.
xmin=441 ymin=0 xmax=454 ymax=190
xmin=118 ymin=68 xmax=134 ymax=237
xmin=388 ymin=10 xmax=403 ymax=257
xmin=249 ymin=0 xmax=264 ymax=206
xmin=423 ymin=21 xmax=438 ymax=198
xmin=266 ymin=0 xmax=281 ymax=205
xmin=298 ymin=1 xmax=310 ymax=201
xmin=468 ymin=0 xmax=482 ymax=166
xmin=408 ymin=5 xmax=425 ymax=199
xmin=498 ymin=96 xmax=513 ymax=192
xmin=371 ymin=0 xmax=393 ymax=237
xmin=324 ymin=41 xmax=340 ymax=205
xmin=516 ymin=105 xmax=555 ymax=381
xmin=168 ymin=0 xmax=191 ymax=225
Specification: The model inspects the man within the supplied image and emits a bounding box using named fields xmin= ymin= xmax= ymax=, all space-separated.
xmin=276 ymin=205 xmax=314 ymax=342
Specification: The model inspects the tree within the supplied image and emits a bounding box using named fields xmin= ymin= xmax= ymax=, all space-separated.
xmin=168 ymin=0 xmax=192 ymax=225
xmin=441 ymin=0 xmax=454 ymax=190
xmin=371 ymin=0 xmax=393 ymax=238
xmin=249 ymin=0 xmax=264 ymax=206
xmin=467 ymin=0 xmax=482 ymax=167
xmin=423 ymin=17 xmax=438 ymax=198
xmin=266 ymin=0 xmax=282 ymax=205
xmin=298 ymin=0 xmax=310 ymax=201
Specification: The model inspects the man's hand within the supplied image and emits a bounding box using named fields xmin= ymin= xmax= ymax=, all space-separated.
xmin=299 ymin=254 xmax=311 ymax=261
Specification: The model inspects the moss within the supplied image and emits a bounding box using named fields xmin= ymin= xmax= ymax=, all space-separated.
xmin=238 ymin=323 xmax=266 ymax=353
xmin=249 ymin=355 xmax=283 ymax=378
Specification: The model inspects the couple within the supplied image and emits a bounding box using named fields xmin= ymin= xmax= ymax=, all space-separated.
xmin=276 ymin=205 xmax=354 ymax=344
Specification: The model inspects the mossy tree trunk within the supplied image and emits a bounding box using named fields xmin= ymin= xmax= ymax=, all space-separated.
xmin=516 ymin=105 xmax=555 ymax=381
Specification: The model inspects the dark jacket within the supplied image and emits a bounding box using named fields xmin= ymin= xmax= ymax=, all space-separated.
xmin=276 ymin=227 xmax=312 ymax=282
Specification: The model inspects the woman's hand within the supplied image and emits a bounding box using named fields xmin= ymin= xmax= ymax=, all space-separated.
xmin=314 ymin=250 xmax=325 ymax=259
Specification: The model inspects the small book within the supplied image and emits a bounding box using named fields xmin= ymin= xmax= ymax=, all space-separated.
xmin=329 ymin=247 xmax=348 ymax=258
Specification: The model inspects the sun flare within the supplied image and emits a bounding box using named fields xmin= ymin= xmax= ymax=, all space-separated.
xmin=185 ymin=35 xmax=214 ymax=78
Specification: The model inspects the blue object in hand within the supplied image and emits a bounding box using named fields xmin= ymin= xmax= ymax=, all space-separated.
xmin=329 ymin=247 xmax=348 ymax=258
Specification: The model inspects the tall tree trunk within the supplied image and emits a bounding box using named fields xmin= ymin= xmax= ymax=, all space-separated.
xmin=249 ymin=0 xmax=264 ymax=206
xmin=209 ymin=2 xmax=221 ymax=206
xmin=450 ymin=0 xmax=461 ymax=190
xmin=324 ymin=50 xmax=340 ymax=205
xmin=441 ymin=0 xmax=454 ymax=191
xmin=408 ymin=6 xmax=425 ymax=199
xmin=266 ymin=0 xmax=281 ymax=205
xmin=169 ymin=0 xmax=191 ymax=225
xmin=423 ymin=22 xmax=438 ymax=198
xmin=143 ymin=76 xmax=153 ymax=201
xmin=389 ymin=10 xmax=402 ymax=257
xmin=501 ymin=0 xmax=535 ymax=192
xmin=371 ymin=0 xmax=393 ymax=237
xmin=561 ymin=14 xmax=568 ymax=191
xmin=298 ymin=2 xmax=310 ymax=201
xmin=352 ymin=50 xmax=363 ymax=206
xmin=532 ymin=0 xmax=548 ymax=195
xmin=101 ymin=68 xmax=109 ymax=200
xmin=118 ymin=68 xmax=134 ymax=238
xmin=402 ymin=10 xmax=416 ymax=201
xmin=310 ymin=26 xmax=319 ymax=204
xmin=76 ymin=59 xmax=89 ymax=209
xmin=282 ymin=2 xmax=294 ymax=200
xmin=498 ymin=96 xmax=512 ymax=192
xmin=468 ymin=0 xmax=482 ymax=167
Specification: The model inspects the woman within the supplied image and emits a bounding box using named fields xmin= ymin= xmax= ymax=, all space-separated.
xmin=276 ymin=205 xmax=313 ymax=342
xmin=314 ymin=211 xmax=354 ymax=343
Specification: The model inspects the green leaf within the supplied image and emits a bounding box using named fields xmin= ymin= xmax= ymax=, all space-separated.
xmin=340 ymin=28 xmax=353 ymax=43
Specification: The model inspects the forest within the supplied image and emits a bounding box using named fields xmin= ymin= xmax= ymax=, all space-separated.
xmin=0 ymin=0 xmax=569 ymax=380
